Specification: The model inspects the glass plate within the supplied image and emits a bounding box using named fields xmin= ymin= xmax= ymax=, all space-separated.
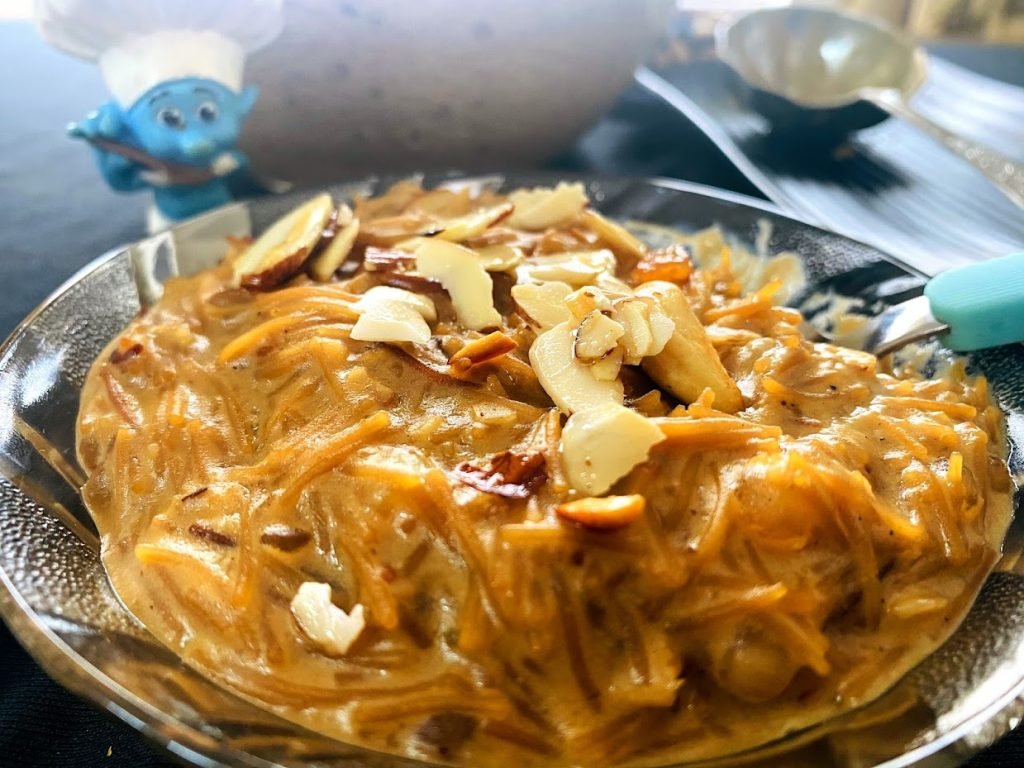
xmin=1 ymin=174 xmax=1022 ymax=768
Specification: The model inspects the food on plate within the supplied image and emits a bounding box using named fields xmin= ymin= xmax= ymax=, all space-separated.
xmin=77 ymin=180 xmax=1012 ymax=766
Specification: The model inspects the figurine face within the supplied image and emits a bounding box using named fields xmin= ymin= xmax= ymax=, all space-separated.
xmin=126 ymin=78 xmax=257 ymax=165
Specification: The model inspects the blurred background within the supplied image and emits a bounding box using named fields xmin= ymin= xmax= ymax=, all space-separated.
xmin=678 ymin=0 xmax=1024 ymax=41
xmin=1 ymin=1 xmax=1023 ymax=767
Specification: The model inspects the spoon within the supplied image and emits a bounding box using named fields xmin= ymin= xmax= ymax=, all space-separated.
xmin=811 ymin=252 xmax=1024 ymax=356
xmin=715 ymin=6 xmax=1024 ymax=209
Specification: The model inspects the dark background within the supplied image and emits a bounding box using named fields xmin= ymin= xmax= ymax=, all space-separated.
xmin=1 ymin=19 xmax=1022 ymax=768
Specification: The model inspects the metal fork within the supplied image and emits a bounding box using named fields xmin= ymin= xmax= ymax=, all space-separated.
xmin=807 ymin=252 xmax=1024 ymax=356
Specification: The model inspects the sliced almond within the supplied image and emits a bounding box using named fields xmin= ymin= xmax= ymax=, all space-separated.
xmin=596 ymin=273 xmax=634 ymax=298
xmin=351 ymin=300 xmax=432 ymax=344
xmin=578 ymin=208 xmax=647 ymax=263
xmin=415 ymin=240 xmax=502 ymax=331
xmin=529 ymin=321 xmax=623 ymax=413
xmin=560 ymin=403 xmax=665 ymax=495
xmin=534 ymin=228 xmax=586 ymax=255
xmin=449 ymin=331 xmax=518 ymax=373
xmin=408 ymin=187 xmax=473 ymax=218
xmin=591 ymin=346 xmax=624 ymax=381
xmin=634 ymin=281 xmax=743 ymax=413
xmin=290 ymin=582 xmax=365 ymax=656
xmin=355 ymin=286 xmax=437 ymax=322
xmin=435 ymin=202 xmax=514 ymax=243
xmin=573 ymin=311 xmax=624 ymax=363
xmin=556 ymin=494 xmax=646 ymax=530
xmin=565 ymin=286 xmax=613 ymax=321
xmin=643 ymin=298 xmax=675 ymax=356
xmin=473 ymin=244 xmax=525 ymax=272
xmin=612 ymin=298 xmax=656 ymax=365
xmin=393 ymin=236 xmax=523 ymax=273
xmin=358 ymin=212 xmax=441 ymax=246
xmin=511 ymin=281 xmax=573 ymax=329
xmin=364 ymin=246 xmax=416 ymax=271
xmin=354 ymin=179 xmax=425 ymax=219
xmin=516 ymin=249 xmax=617 ymax=286
xmin=351 ymin=286 xmax=436 ymax=344
xmin=507 ymin=182 xmax=588 ymax=230
xmin=309 ymin=205 xmax=360 ymax=282
xmin=234 ymin=193 xmax=334 ymax=290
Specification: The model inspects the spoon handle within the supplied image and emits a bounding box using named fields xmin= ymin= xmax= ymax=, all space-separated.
xmin=866 ymin=90 xmax=1024 ymax=210
xmin=924 ymin=252 xmax=1024 ymax=351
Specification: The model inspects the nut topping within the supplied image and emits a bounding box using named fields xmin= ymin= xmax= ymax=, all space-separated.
xmin=511 ymin=281 xmax=573 ymax=330
xmin=233 ymin=194 xmax=335 ymax=290
xmin=507 ymin=182 xmax=587 ymax=230
xmin=449 ymin=331 xmax=518 ymax=373
xmin=529 ymin=322 xmax=624 ymax=413
xmin=573 ymin=311 xmax=624 ymax=364
xmin=560 ymin=403 xmax=665 ymax=495
xmin=415 ymin=240 xmax=502 ymax=331
xmin=290 ymin=582 xmax=366 ymax=656
xmin=555 ymin=494 xmax=647 ymax=530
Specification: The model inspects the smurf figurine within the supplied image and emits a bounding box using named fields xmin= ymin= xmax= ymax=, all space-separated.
xmin=35 ymin=0 xmax=283 ymax=231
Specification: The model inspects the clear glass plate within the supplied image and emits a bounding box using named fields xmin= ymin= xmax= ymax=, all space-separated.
xmin=1 ymin=174 xmax=1022 ymax=768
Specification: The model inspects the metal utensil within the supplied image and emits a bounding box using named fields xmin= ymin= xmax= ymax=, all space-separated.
xmin=716 ymin=7 xmax=1024 ymax=209
xmin=813 ymin=252 xmax=1024 ymax=356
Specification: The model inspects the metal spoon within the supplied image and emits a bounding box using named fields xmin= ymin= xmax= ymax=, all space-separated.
xmin=716 ymin=6 xmax=1024 ymax=209
xmin=809 ymin=252 xmax=1024 ymax=356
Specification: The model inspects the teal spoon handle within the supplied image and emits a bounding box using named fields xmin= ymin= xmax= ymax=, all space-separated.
xmin=924 ymin=252 xmax=1024 ymax=351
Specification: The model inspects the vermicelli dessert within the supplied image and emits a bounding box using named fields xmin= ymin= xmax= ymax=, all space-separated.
xmin=77 ymin=181 xmax=1012 ymax=766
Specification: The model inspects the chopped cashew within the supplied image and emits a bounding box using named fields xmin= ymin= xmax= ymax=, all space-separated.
xmin=290 ymin=582 xmax=366 ymax=656
xmin=634 ymin=281 xmax=743 ymax=413
xmin=561 ymin=403 xmax=665 ymax=495
xmin=415 ymin=239 xmax=502 ymax=331
xmin=507 ymin=182 xmax=588 ymax=230
xmin=530 ymin=322 xmax=623 ymax=413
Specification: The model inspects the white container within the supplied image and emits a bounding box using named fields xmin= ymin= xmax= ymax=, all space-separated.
xmin=243 ymin=0 xmax=673 ymax=184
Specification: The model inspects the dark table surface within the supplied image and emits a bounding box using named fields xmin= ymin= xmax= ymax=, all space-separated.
xmin=1 ymin=19 xmax=1022 ymax=768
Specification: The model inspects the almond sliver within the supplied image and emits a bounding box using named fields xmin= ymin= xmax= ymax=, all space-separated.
xmin=233 ymin=194 xmax=334 ymax=290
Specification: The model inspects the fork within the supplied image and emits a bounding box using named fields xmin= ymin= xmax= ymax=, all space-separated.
xmin=809 ymin=252 xmax=1024 ymax=356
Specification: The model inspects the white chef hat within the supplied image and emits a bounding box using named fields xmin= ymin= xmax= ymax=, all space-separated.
xmin=34 ymin=0 xmax=283 ymax=107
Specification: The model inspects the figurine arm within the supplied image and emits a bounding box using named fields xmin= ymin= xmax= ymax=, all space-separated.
xmin=97 ymin=153 xmax=149 ymax=191
xmin=69 ymin=102 xmax=149 ymax=192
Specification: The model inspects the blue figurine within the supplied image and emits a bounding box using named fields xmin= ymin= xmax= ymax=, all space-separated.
xmin=34 ymin=0 xmax=283 ymax=230
xmin=70 ymin=81 xmax=258 ymax=222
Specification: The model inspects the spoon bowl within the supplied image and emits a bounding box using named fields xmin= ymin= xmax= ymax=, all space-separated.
xmin=717 ymin=6 xmax=1024 ymax=206
xmin=716 ymin=6 xmax=926 ymax=136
